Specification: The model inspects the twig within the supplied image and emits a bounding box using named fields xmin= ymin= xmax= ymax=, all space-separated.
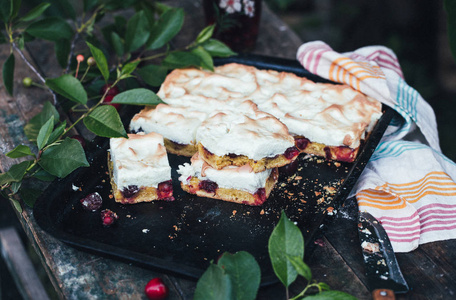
xmin=13 ymin=43 xmax=58 ymax=105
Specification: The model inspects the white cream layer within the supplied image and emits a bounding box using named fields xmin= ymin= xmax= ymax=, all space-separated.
xmin=177 ymin=153 xmax=272 ymax=194
xmin=109 ymin=132 xmax=171 ymax=189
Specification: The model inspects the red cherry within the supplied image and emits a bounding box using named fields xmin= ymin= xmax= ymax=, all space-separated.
xmin=101 ymin=209 xmax=118 ymax=227
xmin=100 ymin=84 xmax=120 ymax=97
xmin=144 ymin=277 xmax=169 ymax=300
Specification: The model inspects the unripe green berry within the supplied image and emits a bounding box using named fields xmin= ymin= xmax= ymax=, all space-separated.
xmin=87 ymin=57 xmax=96 ymax=66
xmin=22 ymin=77 xmax=33 ymax=88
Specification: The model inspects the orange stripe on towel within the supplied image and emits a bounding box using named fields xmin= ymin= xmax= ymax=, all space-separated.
xmin=357 ymin=189 xmax=407 ymax=210
xmin=378 ymin=172 xmax=456 ymax=203
xmin=329 ymin=58 xmax=385 ymax=90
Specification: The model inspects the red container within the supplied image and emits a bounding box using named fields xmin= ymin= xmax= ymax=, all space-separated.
xmin=202 ymin=0 xmax=262 ymax=52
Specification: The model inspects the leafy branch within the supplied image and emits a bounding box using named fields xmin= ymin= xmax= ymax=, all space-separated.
xmin=0 ymin=0 xmax=235 ymax=211
xmin=194 ymin=211 xmax=357 ymax=300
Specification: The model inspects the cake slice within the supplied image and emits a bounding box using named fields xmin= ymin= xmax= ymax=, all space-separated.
xmin=195 ymin=102 xmax=300 ymax=173
xmin=108 ymin=132 xmax=174 ymax=204
xmin=129 ymin=104 xmax=207 ymax=157
xmin=177 ymin=153 xmax=279 ymax=206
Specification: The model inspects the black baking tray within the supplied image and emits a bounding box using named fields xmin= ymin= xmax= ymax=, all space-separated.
xmin=33 ymin=54 xmax=395 ymax=286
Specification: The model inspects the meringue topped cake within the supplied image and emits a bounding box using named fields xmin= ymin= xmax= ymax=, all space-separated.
xmin=177 ymin=153 xmax=279 ymax=206
xmin=195 ymin=101 xmax=299 ymax=172
xmin=156 ymin=63 xmax=382 ymax=163
xmin=108 ymin=132 xmax=174 ymax=203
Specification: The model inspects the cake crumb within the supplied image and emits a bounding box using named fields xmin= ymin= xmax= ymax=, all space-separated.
xmin=260 ymin=209 xmax=265 ymax=215
xmin=142 ymin=229 xmax=150 ymax=233
xmin=317 ymin=197 xmax=325 ymax=204
xmin=324 ymin=186 xmax=336 ymax=194
xmin=334 ymin=162 xmax=341 ymax=167
xmin=315 ymin=191 xmax=322 ymax=196
xmin=108 ymin=194 xmax=113 ymax=199
xmin=295 ymin=176 xmax=302 ymax=180
xmin=232 ymin=210 xmax=237 ymax=216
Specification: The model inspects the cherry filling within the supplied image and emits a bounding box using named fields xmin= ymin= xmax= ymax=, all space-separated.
xmin=324 ymin=146 xmax=356 ymax=162
xmin=284 ymin=147 xmax=300 ymax=160
xmin=253 ymin=188 xmax=266 ymax=204
xmin=158 ymin=180 xmax=175 ymax=201
xmin=121 ymin=185 xmax=140 ymax=198
xmin=323 ymin=147 xmax=332 ymax=160
xmin=295 ymin=137 xmax=310 ymax=151
xmin=199 ymin=180 xmax=218 ymax=194
xmin=334 ymin=146 xmax=356 ymax=162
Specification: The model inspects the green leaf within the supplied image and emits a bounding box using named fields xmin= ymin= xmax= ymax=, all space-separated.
xmin=317 ymin=282 xmax=331 ymax=291
xmin=3 ymin=53 xmax=15 ymax=96
xmin=194 ymin=263 xmax=233 ymax=300
xmin=24 ymin=101 xmax=59 ymax=142
xmin=16 ymin=34 xmax=24 ymax=49
xmin=25 ymin=17 xmax=73 ymax=41
xmin=10 ymin=181 xmax=21 ymax=194
xmin=111 ymin=88 xmax=164 ymax=106
xmin=218 ymin=252 xmax=260 ymax=300
xmin=146 ymin=8 xmax=184 ymax=50
xmin=268 ymin=211 xmax=304 ymax=287
xmin=83 ymin=105 xmax=127 ymax=138
xmin=11 ymin=199 xmax=22 ymax=213
xmin=445 ymin=0 xmax=456 ymax=61
xmin=39 ymin=138 xmax=89 ymax=178
xmin=286 ymin=254 xmax=312 ymax=281
xmin=0 ymin=161 xmax=32 ymax=185
xmin=87 ymin=41 xmax=109 ymax=82
xmin=162 ymin=51 xmax=203 ymax=69
xmin=136 ymin=64 xmax=168 ymax=87
xmin=32 ymin=169 xmax=56 ymax=181
xmin=37 ymin=116 xmax=54 ymax=150
xmin=125 ymin=10 xmax=150 ymax=53
xmin=11 ymin=0 xmax=21 ymax=19
xmin=191 ymin=46 xmax=214 ymax=71
xmin=6 ymin=145 xmax=34 ymax=158
xmin=110 ymin=31 xmax=124 ymax=57
xmin=48 ymin=121 xmax=66 ymax=144
xmin=46 ymin=74 xmax=88 ymax=104
xmin=55 ymin=39 xmax=71 ymax=68
xmin=19 ymin=2 xmax=51 ymax=22
xmin=20 ymin=188 xmax=42 ymax=207
xmin=196 ymin=24 xmax=215 ymax=44
xmin=202 ymin=39 xmax=236 ymax=57
xmin=0 ymin=0 xmax=11 ymax=22
xmin=120 ymin=60 xmax=140 ymax=79
xmin=303 ymin=291 xmax=358 ymax=300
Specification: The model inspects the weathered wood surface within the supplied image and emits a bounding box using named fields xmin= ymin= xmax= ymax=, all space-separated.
xmin=1 ymin=1 xmax=456 ymax=299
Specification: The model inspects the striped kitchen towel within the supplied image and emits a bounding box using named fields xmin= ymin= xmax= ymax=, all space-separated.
xmin=297 ymin=41 xmax=456 ymax=252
